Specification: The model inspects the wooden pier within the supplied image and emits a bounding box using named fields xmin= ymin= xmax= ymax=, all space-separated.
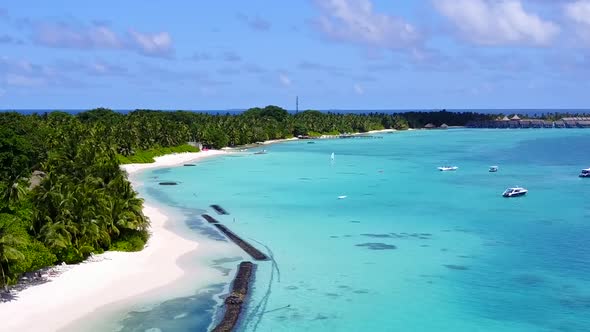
xmin=201 ymin=214 xmax=219 ymax=224
xmin=211 ymin=261 xmax=254 ymax=332
xmin=211 ymin=204 xmax=230 ymax=215
xmin=213 ymin=224 xmax=268 ymax=261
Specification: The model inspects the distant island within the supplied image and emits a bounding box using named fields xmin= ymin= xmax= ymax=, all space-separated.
xmin=1 ymin=106 xmax=588 ymax=291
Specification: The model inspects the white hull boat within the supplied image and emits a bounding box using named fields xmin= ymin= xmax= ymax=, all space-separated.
xmin=502 ymin=187 xmax=528 ymax=198
xmin=438 ymin=166 xmax=458 ymax=171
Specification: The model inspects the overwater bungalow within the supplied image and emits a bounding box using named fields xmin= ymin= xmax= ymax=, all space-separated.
xmin=424 ymin=123 xmax=436 ymax=129
xmin=466 ymin=116 xmax=590 ymax=129
xmin=520 ymin=120 xmax=531 ymax=128
xmin=564 ymin=120 xmax=577 ymax=128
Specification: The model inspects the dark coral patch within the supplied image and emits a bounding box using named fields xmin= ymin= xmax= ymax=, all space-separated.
xmin=443 ymin=264 xmax=469 ymax=270
xmin=513 ymin=274 xmax=544 ymax=286
xmin=355 ymin=243 xmax=397 ymax=250
xmin=361 ymin=233 xmax=393 ymax=238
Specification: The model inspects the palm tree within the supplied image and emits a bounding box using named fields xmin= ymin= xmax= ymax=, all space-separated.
xmin=0 ymin=221 xmax=25 ymax=291
xmin=0 ymin=177 xmax=27 ymax=211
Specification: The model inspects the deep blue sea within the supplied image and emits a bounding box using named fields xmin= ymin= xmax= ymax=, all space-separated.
xmin=88 ymin=129 xmax=590 ymax=331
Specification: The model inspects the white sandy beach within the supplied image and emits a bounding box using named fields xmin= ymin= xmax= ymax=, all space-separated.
xmin=0 ymin=150 xmax=227 ymax=332
xmin=261 ymin=137 xmax=299 ymax=145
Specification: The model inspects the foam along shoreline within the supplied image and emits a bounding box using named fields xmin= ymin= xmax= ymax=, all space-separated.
xmin=0 ymin=150 xmax=227 ymax=332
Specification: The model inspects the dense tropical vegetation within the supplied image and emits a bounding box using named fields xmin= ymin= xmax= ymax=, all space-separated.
xmin=0 ymin=106 xmax=493 ymax=288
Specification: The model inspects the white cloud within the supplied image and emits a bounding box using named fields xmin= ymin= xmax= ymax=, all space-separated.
xmin=279 ymin=73 xmax=291 ymax=86
xmin=34 ymin=22 xmax=122 ymax=49
xmin=128 ymin=30 xmax=173 ymax=57
xmin=353 ymin=83 xmax=364 ymax=95
xmin=311 ymin=0 xmax=422 ymax=51
xmin=32 ymin=21 xmax=174 ymax=58
xmin=0 ymin=56 xmax=82 ymax=88
xmin=564 ymin=0 xmax=590 ymax=45
xmin=433 ymin=0 xmax=559 ymax=46
xmin=565 ymin=0 xmax=590 ymax=26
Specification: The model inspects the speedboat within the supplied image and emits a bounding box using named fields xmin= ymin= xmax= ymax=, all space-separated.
xmin=438 ymin=166 xmax=458 ymax=171
xmin=579 ymin=168 xmax=590 ymax=178
xmin=502 ymin=187 xmax=528 ymax=198
xmin=489 ymin=166 xmax=498 ymax=172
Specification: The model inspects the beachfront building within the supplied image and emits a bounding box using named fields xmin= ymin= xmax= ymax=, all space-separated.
xmin=562 ymin=117 xmax=590 ymax=128
xmin=467 ymin=116 xmax=590 ymax=129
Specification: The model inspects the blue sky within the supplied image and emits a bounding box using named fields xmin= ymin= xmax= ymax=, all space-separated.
xmin=1 ymin=0 xmax=589 ymax=110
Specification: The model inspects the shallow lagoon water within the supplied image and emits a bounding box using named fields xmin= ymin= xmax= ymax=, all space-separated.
xmin=127 ymin=129 xmax=589 ymax=331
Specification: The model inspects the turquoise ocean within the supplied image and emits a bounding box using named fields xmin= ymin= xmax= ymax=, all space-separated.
xmin=117 ymin=129 xmax=589 ymax=331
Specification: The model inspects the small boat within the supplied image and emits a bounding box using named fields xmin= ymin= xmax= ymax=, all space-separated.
xmin=307 ymin=141 xmax=315 ymax=144
xmin=502 ymin=187 xmax=528 ymax=198
xmin=254 ymin=149 xmax=267 ymax=155
xmin=338 ymin=195 xmax=347 ymax=199
xmin=438 ymin=166 xmax=458 ymax=171
xmin=331 ymin=152 xmax=335 ymax=161
xmin=579 ymin=168 xmax=590 ymax=178
xmin=489 ymin=166 xmax=498 ymax=172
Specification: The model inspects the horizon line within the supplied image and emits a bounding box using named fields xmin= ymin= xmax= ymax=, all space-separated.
xmin=2 ymin=108 xmax=590 ymax=112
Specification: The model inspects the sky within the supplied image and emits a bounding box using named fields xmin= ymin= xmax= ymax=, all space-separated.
xmin=0 ymin=0 xmax=589 ymax=110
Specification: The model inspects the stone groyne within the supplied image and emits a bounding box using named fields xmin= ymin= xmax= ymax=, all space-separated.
xmin=213 ymin=224 xmax=268 ymax=261
xmin=211 ymin=204 xmax=230 ymax=215
xmin=211 ymin=261 xmax=254 ymax=332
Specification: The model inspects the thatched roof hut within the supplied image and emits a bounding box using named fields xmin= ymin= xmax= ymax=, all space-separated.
xmin=424 ymin=123 xmax=436 ymax=129
xmin=439 ymin=123 xmax=449 ymax=129
xmin=510 ymin=115 xmax=521 ymax=120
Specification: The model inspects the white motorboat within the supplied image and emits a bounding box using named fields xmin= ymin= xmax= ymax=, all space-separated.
xmin=502 ymin=187 xmax=528 ymax=198
xmin=579 ymin=168 xmax=590 ymax=178
xmin=438 ymin=166 xmax=458 ymax=171
xmin=489 ymin=166 xmax=498 ymax=172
